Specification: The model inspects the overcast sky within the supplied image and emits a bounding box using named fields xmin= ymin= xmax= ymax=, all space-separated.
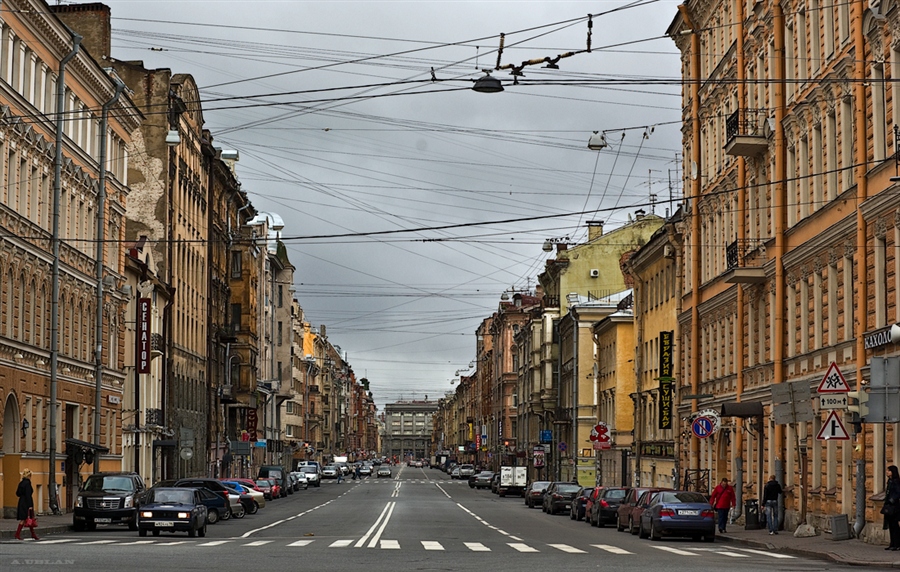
xmin=98 ymin=0 xmax=684 ymax=409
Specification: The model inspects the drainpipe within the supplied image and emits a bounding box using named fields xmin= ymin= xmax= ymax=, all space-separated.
xmin=49 ymin=33 xmax=82 ymax=515
xmin=94 ymin=73 xmax=125 ymax=454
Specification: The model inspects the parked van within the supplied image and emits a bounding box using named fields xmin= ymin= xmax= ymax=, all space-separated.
xmin=258 ymin=466 xmax=290 ymax=497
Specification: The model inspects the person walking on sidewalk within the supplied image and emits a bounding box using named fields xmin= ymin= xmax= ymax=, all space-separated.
xmin=709 ymin=477 xmax=736 ymax=534
xmin=763 ymin=475 xmax=783 ymax=535
xmin=883 ymin=465 xmax=900 ymax=550
xmin=15 ymin=469 xmax=38 ymax=541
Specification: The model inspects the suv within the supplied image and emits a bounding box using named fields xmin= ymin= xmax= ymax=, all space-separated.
xmin=74 ymin=472 xmax=146 ymax=531
xmin=258 ymin=466 xmax=290 ymax=497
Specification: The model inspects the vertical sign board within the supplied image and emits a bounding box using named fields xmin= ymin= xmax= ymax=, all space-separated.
xmin=137 ymin=298 xmax=152 ymax=374
xmin=658 ymin=331 xmax=674 ymax=430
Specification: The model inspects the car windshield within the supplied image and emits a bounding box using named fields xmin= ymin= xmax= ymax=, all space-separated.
xmin=255 ymin=480 xmax=271 ymax=487
xmin=151 ymin=489 xmax=193 ymax=504
xmin=557 ymin=484 xmax=582 ymax=494
xmin=530 ymin=481 xmax=551 ymax=490
xmin=658 ymin=491 xmax=707 ymax=504
xmin=605 ymin=489 xmax=627 ymax=499
xmin=83 ymin=476 xmax=135 ymax=492
xmin=324 ymin=465 xmax=338 ymax=471
xmin=301 ymin=467 xmax=317 ymax=474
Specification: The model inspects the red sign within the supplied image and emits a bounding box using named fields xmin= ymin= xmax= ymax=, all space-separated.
xmin=246 ymin=409 xmax=258 ymax=436
xmin=816 ymin=362 xmax=851 ymax=393
xmin=475 ymin=434 xmax=481 ymax=450
xmin=136 ymin=298 xmax=151 ymax=374
xmin=590 ymin=422 xmax=611 ymax=449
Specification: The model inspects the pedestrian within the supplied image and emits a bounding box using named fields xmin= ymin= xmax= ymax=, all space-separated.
xmin=883 ymin=465 xmax=900 ymax=550
xmin=709 ymin=477 xmax=736 ymax=533
xmin=355 ymin=465 xmax=361 ymax=480
xmin=762 ymin=474 xmax=783 ymax=535
xmin=15 ymin=468 xmax=39 ymax=541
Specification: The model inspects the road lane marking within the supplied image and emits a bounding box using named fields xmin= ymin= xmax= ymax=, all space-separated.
xmin=735 ymin=548 xmax=796 ymax=559
xmin=591 ymin=544 xmax=633 ymax=555
xmin=381 ymin=539 xmax=400 ymax=549
xmin=652 ymin=546 xmax=698 ymax=556
xmin=287 ymin=540 xmax=315 ymax=547
xmin=119 ymin=540 xmax=156 ymax=545
xmin=717 ymin=551 xmax=750 ymax=558
xmin=508 ymin=543 xmax=539 ymax=552
xmin=422 ymin=541 xmax=444 ymax=550
xmin=155 ymin=541 xmax=190 ymax=546
xmin=355 ymin=502 xmax=394 ymax=548
xmin=198 ymin=541 xmax=231 ymax=546
xmin=367 ymin=502 xmax=396 ymax=548
xmin=509 ymin=536 xmax=523 ymax=541
xmin=242 ymin=498 xmax=334 ymax=538
xmin=465 ymin=542 xmax=491 ymax=551
xmin=549 ymin=543 xmax=587 ymax=553
xmin=329 ymin=540 xmax=354 ymax=548
xmin=36 ymin=539 xmax=76 ymax=544
xmin=244 ymin=540 xmax=272 ymax=546
xmin=78 ymin=540 xmax=118 ymax=544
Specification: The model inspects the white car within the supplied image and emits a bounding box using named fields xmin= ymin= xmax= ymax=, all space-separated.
xmin=300 ymin=466 xmax=321 ymax=487
xmin=235 ymin=483 xmax=265 ymax=511
xmin=291 ymin=471 xmax=309 ymax=490
xmin=322 ymin=465 xmax=340 ymax=479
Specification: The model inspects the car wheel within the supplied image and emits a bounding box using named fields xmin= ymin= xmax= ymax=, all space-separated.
xmin=233 ymin=506 xmax=245 ymax=519
xmin=249 ymin=502 xmax=259 ymax=515
xmin=138 ymin=529 xmax=147 ymax=537
xmin=639 ymin=520 xmax=649 ymax=539
xmin=597 ymin=517 xmax=605 ymax=528
xmin=649 ymin=520 xmax=661 ymax=541
xmin=207 ymin=509 xmax=219 ymax=525
xmin=152 ymin=530 xmax=160 ymax=537
xmin=73 ymin=520 xmax=85 ymax=532
xmin=629 ymin=516 xmax=638 ymax=535
xmin=188 ymin=525 xmax=197 ymax=538
xmin=704 ymin=533 xmax=716 ymax=543
xmin=128 ymin=517 xmax=138 ymax=531
xmin=86 ymin=522 xmax=97 ymax=531
xmin=470 ymin=483 xmax=475 ymax=488
xmin=315 ymin=482 xmax=320 ymax=487
xmin=198 ymin=523 xmax=207 ymax=538
xmin=570 ymin=508 xmax=576 ymax=520
xmin=222 ymin=508 xmax=231 ymax=521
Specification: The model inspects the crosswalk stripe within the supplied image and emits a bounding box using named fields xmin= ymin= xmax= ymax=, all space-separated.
xmin=421 ymin=541 xmax=444 ymax=550
xmin=652 ymin=546 xmax=698 ymax=556
xmin=464 ymin=542 xmax=490 ymax=552
xmin=736 ymin=548 xmax=796 ymax=559
xmin=508 ymin=542 xmax=539 ymax=553
xmin=549 ymin=544 xmax=587 ymax=554
xmin=591 ymin=544 xmax=633 ymax=554
xmin=381 ymin=540 xmax=400 ymax=549
xmin=287 ymin=540 xmax=315 ymax=547
xmin=244 ymin=540 xmax=272 ymax=546
xmin=197 ymin=541 xmax=230 ymax=546
xmin=329 ymin=540 xmax=353 ymax=548
xmin=119 ymin=540 xmax=156 ymax=545
xmin=716 ymin=551 xmax=750 ymax=558
xmin=79 ymin=540 xmax=118 ymax=544
xmin=156 ymin=541 xmax=191 ymax=546
xmin=36 ymin=539 xmax=76 ymax=544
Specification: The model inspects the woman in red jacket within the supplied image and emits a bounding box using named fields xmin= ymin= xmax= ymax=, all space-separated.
xmin=709 ymin=477 xmax=736 ymax=533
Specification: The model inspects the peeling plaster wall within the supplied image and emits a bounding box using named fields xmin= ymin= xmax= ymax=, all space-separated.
xmin=124 ymin=128 xmax=166 ymax=272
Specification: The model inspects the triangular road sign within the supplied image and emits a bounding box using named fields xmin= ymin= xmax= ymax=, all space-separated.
xmin=817 ymin=362 xmax=851 ymax=393
xmin=816 ymin=411 xmax=850 ymax=441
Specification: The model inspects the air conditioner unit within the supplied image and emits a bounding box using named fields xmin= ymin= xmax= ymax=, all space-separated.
xmin=589 ymin=269 xmax=600 ymax=278
xmin=663 ymin=245 xmax=675 ymax=258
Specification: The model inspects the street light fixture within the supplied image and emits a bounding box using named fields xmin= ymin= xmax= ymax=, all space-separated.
xmin=587 ymin=131 xmax=608 ymax=150
xmin=472 ymin=73 xmax=504 ymax=93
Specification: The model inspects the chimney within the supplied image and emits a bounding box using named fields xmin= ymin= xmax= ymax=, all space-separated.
xmin=587 ymin=220 xmax=604 ymax=241
xmin=635 ymin=209 xmax=646 ymax=221
xmin=50 ymin=3 xmax=112 ymax=62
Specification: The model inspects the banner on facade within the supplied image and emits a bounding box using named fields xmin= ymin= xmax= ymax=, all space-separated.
xmin=659 ymin=380 xmax=673 ymax=430
xmin=137 ymin=298 xmax=152 ymax=374
xmin=659 ymin=330 xmax=673 ymax=378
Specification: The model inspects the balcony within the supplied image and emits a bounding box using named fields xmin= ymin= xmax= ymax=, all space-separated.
xmin=723 ymin=238 xmax=767 ymax=284
xmin=724 ymin=109 xmax=770 ymax=157
xmin=541 ymin=295 xmax=559 ymax=309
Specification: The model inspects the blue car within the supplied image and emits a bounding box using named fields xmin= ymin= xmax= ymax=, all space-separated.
xmin=137 ymin=487 xmax=207 ymax=537
xmin=638 ymin=490 xmax=716 ymax=542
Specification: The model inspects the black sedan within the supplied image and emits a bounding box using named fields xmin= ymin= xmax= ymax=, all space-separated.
xmin=590 ymin=486 xmax=629 ymax=527
xmin=524 ymin=481 xmax=551 ymax=508
xmin=471 ymin=471 xmax=494 ymax=489
xmin=570 ymin=486 xmax=598 ymax=521
xmin=137 ymin=488 xmax=207 ymax=537
xmin=542 ymin=482 xmax=582 ymax=515
xmin=639 ymin=490 xmax=716 ymax=541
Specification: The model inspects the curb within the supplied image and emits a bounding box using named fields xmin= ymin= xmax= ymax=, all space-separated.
xmin=0 ymin=525 xmax=71 ymax=539
xmin=716 ymin=532 xmax=896 ymax=567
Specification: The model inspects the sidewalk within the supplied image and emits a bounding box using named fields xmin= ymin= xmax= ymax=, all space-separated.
xmin=0 ymin=513 xmax=72 ymax=539
xmin=718 ymin=525 xmax=900 ymax=568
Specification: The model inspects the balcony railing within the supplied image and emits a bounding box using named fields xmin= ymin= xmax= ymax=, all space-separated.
xmin=725 ymin=108 xmax=769 ymax=157
xmin=724 ymin=238 xmax=767 ymax=284
xmin=542 ymin=296 xmax=559 ymax=308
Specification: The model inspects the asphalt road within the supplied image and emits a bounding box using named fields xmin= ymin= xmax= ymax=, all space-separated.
xmin=0 ymin=466 xmax=875 ymax=571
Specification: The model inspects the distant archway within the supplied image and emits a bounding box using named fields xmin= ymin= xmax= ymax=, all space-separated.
xmin=2 ymin=393 xmax=21 ymax=454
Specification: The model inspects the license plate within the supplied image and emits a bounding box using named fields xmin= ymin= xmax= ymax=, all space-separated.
xmin=678 ymin=510 xmax=699 ymax=516
xmin=94 ymin=518 xmax=112 ymax=523
xmin=154 ymin=521 xmax=175 ymax=527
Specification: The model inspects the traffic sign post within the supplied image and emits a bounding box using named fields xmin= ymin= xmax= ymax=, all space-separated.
xmin=691 ymin=416 xmax=714 ymax=439
xmin=817 ymin=362 xmax=851 ymax=393
xmin=816 ymin=410 xmax=850 ymax=441
xmin=819 ymin=394 xmax=849 ymax=410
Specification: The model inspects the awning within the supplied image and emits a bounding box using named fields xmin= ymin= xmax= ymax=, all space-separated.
xmin=720 ymin=401 xmax=764 ymax=418
xmin=153 ymin=439 xmax=177 ymax=448
xmin=64 ymin=438 xmax=110 ymax=454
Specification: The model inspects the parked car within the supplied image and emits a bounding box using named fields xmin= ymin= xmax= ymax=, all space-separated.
xmin=590 ymin=486 xmax=628 ymax=527
xmin=173 ymin=478 xmax=235 ymax=520
xmin=220 ymin=483 xmax=252 ymax=517
xmin=524 ymin=481 xmax=551 ymax=508
xmin=472 ymin=471 xmax=494 ymax=489
xmin=291 ymin=471 xmax=309 ymax=489
xmin=255 ymin=479 xmax=275 ymax=500
xmin=570 ymin=486 xmax=598 ymax=521
xmin=377 ymin=465 xmax=392 ymax=478
xmin=299 ymin=465 xmax=321 ymax=487
xmin=619 ymin=487 xmax=671 ymax=534
xmin=137 ymin=487 xmax=207 ymax=538
xmin=322 ymin=465 xmax=340 ymax=479
xmin=258 ymin=466 xmax=290 ymax=496
xmin=193 ymin=487 xmax=230 ymax=524
xmin=542 ymin=482 xmax=582 ymax=515
xmin=223 ymin=481 xmax=265 ymax=511
xmin=584 ymin=486 xmax=605 ymax=525
xmin=450 ymin=466 xmax=461 ymax=479
xmin=267 ymin=477 xmax=282 ymax=498
xmin=458 ymin=464 xmax=476 ymax=478
xmin=73 ymin=472 xmax=146 ymax=532
xmin=490 ymin=473 xmax=502 ymax=494
xmin=639 ymin=490 xmax=716 ymax=542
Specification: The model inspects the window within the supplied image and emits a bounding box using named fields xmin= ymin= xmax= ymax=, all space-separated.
xmin=230 ymin=303 xmax=241 ymax=330
xmin=278 ymin=284 xmax=283 ymax=307
xmin=277 ymin=321 xmax=283 ymax=346
xmin=230 ymin=250 xmax=242 ymax=278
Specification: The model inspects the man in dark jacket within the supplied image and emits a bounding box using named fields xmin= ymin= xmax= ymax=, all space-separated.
xmin=762 ymin=475 xmax=783 ymax=535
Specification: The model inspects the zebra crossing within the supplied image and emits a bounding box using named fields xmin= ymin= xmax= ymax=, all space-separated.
xmin=27 ymin=536 xmax=798 ymax=558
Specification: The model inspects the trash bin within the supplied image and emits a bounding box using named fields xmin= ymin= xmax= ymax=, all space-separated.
xmin=828 ymin=514 xmax=850 ymax=540
xmin=744 ymin=499 xmax=760 ymax=530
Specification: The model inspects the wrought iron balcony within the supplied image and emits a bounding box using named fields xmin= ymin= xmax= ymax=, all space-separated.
xmin=724 ymin=238 xmax=767 ymax=284
xmin=725 ymin=109 xmax=770 ymax=157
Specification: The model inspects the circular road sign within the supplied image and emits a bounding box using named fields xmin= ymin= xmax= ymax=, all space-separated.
xmin=691 ymin=416 xmax=714 ymax=439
